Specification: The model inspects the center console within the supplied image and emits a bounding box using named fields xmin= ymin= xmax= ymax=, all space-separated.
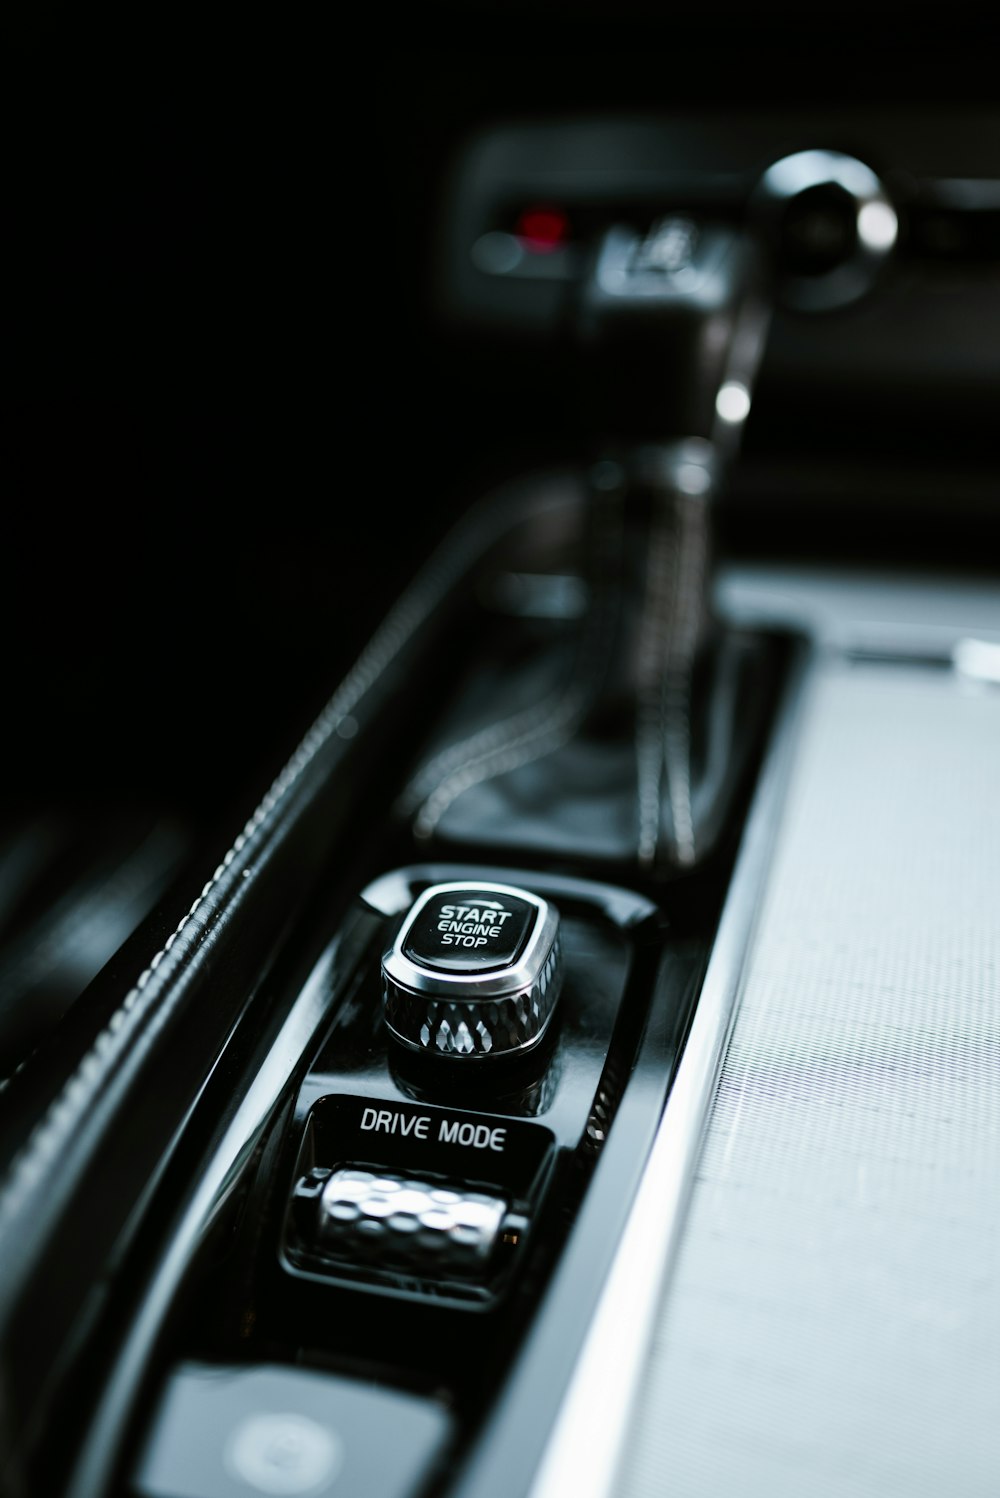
xmin=0 ymin=106 xmax=996 ymax=1498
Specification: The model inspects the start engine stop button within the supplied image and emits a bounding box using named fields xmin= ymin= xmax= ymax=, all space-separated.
xmin=402 ymin=887 xmax=534 ymax=974
xmin=381 ymin=881 xmax=563 ymax=1060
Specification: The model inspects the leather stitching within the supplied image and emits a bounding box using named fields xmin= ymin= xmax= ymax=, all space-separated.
xmin=404 ymin=686 xmax=574 ymax=817
xmin=408 ymin=479 xmax=624 ymax=842
xmin=413 ymin=687 xmax=593 ymax=839
xmin=0 ymin=496 xmax=538 ymax=1236
xmin=636 ymin=487 xmax=709 ymax=871
xmin=636 ymin=498 xmax=674 ymax=868
xmin=662 ymin=491 xmax=708 ymax=867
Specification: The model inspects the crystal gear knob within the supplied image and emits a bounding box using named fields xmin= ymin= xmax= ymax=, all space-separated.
xmin=381 ymin=881 xmax=563 ymax=1059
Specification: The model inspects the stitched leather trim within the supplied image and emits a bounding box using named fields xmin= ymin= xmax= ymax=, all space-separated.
xmin=0 ymin=488 xmax=564 ymax=1243
xmin=406 ymin=472 xmax=625 ymax=841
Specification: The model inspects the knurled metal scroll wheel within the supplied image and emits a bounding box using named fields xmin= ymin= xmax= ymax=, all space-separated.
xmin=381 ymin=882 xmax=563 ymax=1060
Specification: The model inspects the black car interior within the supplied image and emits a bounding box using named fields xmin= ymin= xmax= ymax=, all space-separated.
xmin=3 ymin=16 xmax=999 ymax=1498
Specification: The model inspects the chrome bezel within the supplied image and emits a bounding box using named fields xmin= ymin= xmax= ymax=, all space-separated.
xmin=381 ymin=881 xmax=557 ymax=1001
xmin=755 ymin=149 xmax=897 ymax=312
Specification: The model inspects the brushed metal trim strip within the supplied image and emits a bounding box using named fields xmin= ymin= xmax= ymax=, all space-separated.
xmin=528 ymin=643 xmax=813 ymax=1498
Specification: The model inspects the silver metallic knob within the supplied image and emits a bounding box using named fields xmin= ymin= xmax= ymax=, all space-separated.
xmin=381 ymin=881 xmax=563 ymax=1060
xmin=319 ymin=1167 xmax=508 ymax=1276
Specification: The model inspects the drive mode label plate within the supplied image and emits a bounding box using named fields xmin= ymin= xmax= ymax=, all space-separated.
xmin=311 ymin=1094 xmax=553 ymax=1196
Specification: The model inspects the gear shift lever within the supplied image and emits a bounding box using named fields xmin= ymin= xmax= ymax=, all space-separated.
xmin=400 ymin=220 xmax=776 ymax=877
xmin=575 ymin=215 xmax=772 ymax=866
xmin=577 ymin=214 xmax=770 ymax=458
xmin=401 ymin=156 xmax=895 ymax=879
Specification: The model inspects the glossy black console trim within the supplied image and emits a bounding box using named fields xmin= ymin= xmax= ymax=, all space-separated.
xmin=0 ymin=462 xmax=793 ymax=1495
xmin=61 ymin=864 xmax=665 ymax=1498
xmin=362 ymin=865 xmax=663 ymax=930
xmin=0 ymin=479 xmax=582 ymax=1497
xmin=273 ymin=866 xmax=659 ymax=1319
xmin=63 ymin=905 xmax=383 ymax=1498
xmin=443 ymin=942 xmax=703 ymax=1498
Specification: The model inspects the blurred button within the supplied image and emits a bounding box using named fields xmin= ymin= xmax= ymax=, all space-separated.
xmin=133 ymin=1363 xmax=452 ymax=1498
xmin=226 ymin=1412 xmax=341 ymax=1494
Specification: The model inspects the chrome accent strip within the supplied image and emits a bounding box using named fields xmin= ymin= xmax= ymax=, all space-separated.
xmin=528 ymin=646 xmax=813 ymax=1498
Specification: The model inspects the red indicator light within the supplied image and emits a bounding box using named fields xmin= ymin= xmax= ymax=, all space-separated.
xmin=515 ymin=206 xmax=569 ymax=253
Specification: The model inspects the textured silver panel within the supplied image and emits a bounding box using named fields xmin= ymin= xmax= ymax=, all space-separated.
xmin=620 ymin=659 xmax=1000 ymax=1498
